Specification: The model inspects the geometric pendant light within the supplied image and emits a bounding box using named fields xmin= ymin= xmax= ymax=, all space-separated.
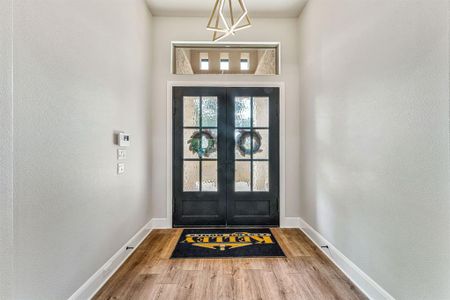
xmin=207 ymin=0 xmax=252 ymax=42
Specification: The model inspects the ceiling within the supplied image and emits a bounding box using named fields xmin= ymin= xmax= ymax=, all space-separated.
xmin=146 ymin=0 xmax=308 ymax=18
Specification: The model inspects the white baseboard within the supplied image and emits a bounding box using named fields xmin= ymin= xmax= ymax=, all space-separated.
xmin=280 ymin=216 xmax=301 ymax=228
xmin=68 ymin=219 xmax=154 ymax=300
xmin=149 ymin=217 xmax=171 ymax=229
xmin=298 ymin=218 xmax=395 ymax=300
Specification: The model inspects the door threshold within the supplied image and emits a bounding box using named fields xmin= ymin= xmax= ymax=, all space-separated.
xmin=172 ymin=225 xmax=280 ymax=229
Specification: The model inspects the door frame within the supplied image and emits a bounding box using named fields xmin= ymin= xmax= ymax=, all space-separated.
xmin=166 ymin=81 xmax=287 ymax=227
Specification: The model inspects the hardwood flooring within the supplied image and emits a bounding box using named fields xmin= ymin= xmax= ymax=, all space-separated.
xmin=93 ymin=228 xmax=367 ymax=300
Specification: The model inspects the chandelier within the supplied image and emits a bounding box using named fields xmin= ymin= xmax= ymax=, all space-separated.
xmin=207 ymin=0 xmax=252 ymax=42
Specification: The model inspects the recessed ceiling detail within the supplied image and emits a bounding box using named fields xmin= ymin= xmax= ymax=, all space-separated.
xmin=146 ymin=0 xmax=308 ymax=18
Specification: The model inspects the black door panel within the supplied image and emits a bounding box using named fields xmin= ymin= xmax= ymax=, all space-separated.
xmin=173 ymin=87 xmax=227 ymax=226
xmin=173 ymin=87 xmax=279 ymax=227
xmin=225 ymin=87 xmax=280 ymax=226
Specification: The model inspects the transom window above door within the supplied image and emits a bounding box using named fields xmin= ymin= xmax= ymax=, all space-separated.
xmin=172 ymin=42 xmax=280 ymax=75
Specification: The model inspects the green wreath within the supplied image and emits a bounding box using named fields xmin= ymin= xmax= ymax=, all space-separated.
xmin=188 ymin=130 xmax=217 ymax=158
xmin=236 ymin=131 xmax=262 ymax=157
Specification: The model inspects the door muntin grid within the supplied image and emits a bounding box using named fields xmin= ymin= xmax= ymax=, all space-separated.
xmin=182 ymin=96 xmax=219 ymax=192
xmin=234 ymin=96 xmax=270 ymax=192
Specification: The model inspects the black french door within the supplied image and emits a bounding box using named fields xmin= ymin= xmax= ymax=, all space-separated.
xmin=173 ymin=87 xmax=279 ymax=227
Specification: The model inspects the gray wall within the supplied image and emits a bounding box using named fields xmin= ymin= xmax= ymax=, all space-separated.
xmin=297 ymin=0 xmax=450 ymax=299
xmin=12 ymin=0 xmax=153 ymax=299
xmin=150 ymin=17 xmax=301 ymax=219
xmin=0 ymin=0 xmax=14 ymax=299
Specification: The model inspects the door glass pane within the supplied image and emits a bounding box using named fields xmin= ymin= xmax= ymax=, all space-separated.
xmin=235 ymin=161 xmax=251 ymax=192
xmin=185 ymin=129 xmax=217 ymax=159
xmin=235 ymin=97 xmax=251 ymax=127
xmin=184 ymin=129 xmax=198 ymax=159
xmin=184 ymin=161 xmax=200 ymax=191
xmin=183 ymin=97 xmax=200 ymax=127
xmin=202 ymin=97 xmax=218 ymax=127
xmin=202 ymin=161 xmax=218 ymax=191
xmin=253 ymin=97 xmax=269 ymax=127
xmin=235 ymin=130 xmax=261 ymax=159
xmin=253 ymin=161 xmax=269 ymax=191
xmin=253 ymin=129 xmax=269 ymax=159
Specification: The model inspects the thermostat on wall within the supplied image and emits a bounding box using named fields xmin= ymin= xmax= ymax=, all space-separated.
xmin=118 ymin=132 xmax=130 ymax=147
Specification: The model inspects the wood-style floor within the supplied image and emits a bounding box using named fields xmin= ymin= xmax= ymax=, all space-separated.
xmin=94 ymin=228 xmax=367 ymax=300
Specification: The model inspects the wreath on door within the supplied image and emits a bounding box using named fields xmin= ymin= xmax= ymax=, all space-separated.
xmin=188 ymin=130 xmax=217 ymax=158
xmin=236 ymin=130 xmax=262 ymax=157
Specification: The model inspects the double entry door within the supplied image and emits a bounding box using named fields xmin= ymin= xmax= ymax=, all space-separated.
xmin=173 ymin=87 xmax=279 ymax=227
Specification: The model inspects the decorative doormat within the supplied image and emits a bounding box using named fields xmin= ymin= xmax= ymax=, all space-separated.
xmin=170 ymin=228 xmax=285 ymax=259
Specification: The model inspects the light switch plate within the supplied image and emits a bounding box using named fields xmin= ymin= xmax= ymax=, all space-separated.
xmin=117 ymin=149 xmax=127 ymax=160
xmin=117 ymin=163 xmax=125 ymax=174
xmin=118 ymin=132 xmax=130 ymax=147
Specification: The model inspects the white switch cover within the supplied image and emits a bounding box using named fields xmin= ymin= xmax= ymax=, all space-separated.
xmin=117 ymin=163 xmax=125 ymax=174
xmin=117 ymin=149 xmax=127 ymax=160
xmin=118 ymin=132 xmax=130 ymax=147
